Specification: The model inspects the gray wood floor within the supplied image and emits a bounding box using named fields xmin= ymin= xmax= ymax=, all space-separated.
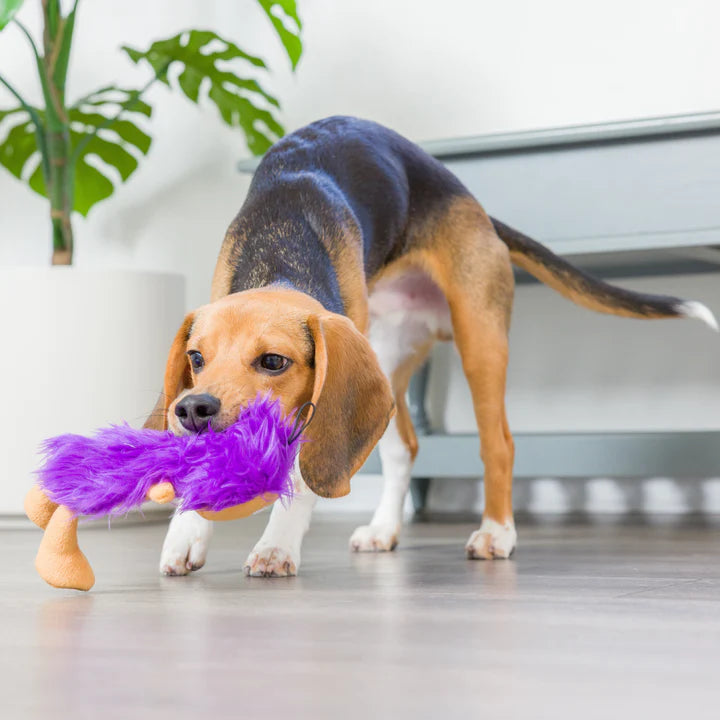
xmin=2 ymin=512 xmax=720 ymax=719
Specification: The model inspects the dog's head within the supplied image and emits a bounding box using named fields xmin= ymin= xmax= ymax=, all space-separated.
xmin=156 ymin=288 xmax=394 ymax=498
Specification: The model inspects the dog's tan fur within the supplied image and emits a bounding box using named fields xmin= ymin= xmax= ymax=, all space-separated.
xmin=151 ymin=287 xmax=395 ymax=499
xmin=149 ymin=117 xmax=713 ymax=554
xmin=150 ymin=194 xmax=518 ymax=527
xmin=26 ymin=117 xmax=715 ymax=587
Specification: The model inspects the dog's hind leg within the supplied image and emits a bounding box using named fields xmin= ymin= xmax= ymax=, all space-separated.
xmin=454 ymin=310 xmax=517 ymax=559
xmin=350 ymin=286 xmax=440 ymax=552
xmin=424 ymin=198 xmax=517 ymax=559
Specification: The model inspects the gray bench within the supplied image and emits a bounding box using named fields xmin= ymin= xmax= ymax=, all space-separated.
xmin=239 ymin=112 xmax=720 ymax=510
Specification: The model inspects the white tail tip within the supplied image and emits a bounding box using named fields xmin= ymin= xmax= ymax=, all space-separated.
xmin=678 ymin=301 xmax=719 ymax=331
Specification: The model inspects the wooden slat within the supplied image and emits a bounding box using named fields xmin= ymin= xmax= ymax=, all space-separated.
xmin=361 ymin=432 xmax=720 ymax=478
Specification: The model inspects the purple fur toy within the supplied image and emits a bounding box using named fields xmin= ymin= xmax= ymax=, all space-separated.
xmin=37 ymin=395 xmax=305 ymax=518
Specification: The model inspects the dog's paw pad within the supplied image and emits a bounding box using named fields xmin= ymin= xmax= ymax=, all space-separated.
xmin=465 ymin=518 xmax=517 ymax=560
xmin=349 ymin=524 xmax=399 ymax=553
xmin=244 ymin=546 xmax=298 ymax=577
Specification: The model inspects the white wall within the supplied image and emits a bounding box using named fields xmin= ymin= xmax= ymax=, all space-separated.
xmin=3 ymin=0 xmax=720 ymax=306
xmin=2 ymin=0 xmax=719 ymax=515
xmin=276 ymin=0 xmax=720 ymax=139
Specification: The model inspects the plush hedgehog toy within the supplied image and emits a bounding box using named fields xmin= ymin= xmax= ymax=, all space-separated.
xmin=24 ymin=395 xmax=313 ymax=591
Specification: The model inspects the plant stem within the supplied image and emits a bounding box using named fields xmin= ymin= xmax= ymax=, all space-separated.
xmin=41 ymin=0 xmax=74 ymax=265
xmin=14 ymin=19 xmax=43 ymax=69
xmin=10 ymin=19 xmax=51 ymax=182
xmin=0 ymin=73 xmax=44 ymax=140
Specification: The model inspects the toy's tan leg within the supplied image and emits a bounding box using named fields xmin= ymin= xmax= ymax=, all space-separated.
xmin=35 ymin=505 xmax=95 ymax=591
xmin=24 ymin=484 xmax=58 ymax=529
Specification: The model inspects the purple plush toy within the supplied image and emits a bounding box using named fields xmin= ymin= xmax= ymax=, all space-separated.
xmin=38 ymin=394 xmax=303 ymax=517
xmin=25 ymin=395 xmax=312 ymax=591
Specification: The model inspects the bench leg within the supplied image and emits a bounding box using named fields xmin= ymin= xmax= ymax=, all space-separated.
xmin=410 ymin=477 xmax=431 ymax=514
xmin=408 ymin=363 xmax=432 ymax=515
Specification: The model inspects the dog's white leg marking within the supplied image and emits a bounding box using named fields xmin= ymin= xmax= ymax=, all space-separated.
xmin=244 ymin=464 xmax=317 ymax=577
xmin=160 ymin=510 xmax=214 ymax=576
xmin=465 ymin=517 xmax=517 ymax=560
xmin=351 ymin=272 xmax=448 ymax=553
xmin=350 ymin=416 xmax=411 ymax=552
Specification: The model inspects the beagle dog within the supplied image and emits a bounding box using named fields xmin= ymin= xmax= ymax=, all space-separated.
xmin=147 ymin=116 xmax=717 ymax=577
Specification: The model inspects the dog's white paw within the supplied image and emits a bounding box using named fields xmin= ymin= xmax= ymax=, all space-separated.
xmin=160 ymin=543 xmax=208 ymax=576
xmin=349 ymin=523 xmax=399 ymax=553
xmin=465 ymin=517 xmax=517 ymax=560
xmin=244 ymin=545 xmax=299 ymax=577
xmin=160 ymin=511 xmax=212 ymax=576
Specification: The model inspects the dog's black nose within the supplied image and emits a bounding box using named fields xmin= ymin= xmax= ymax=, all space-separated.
xmin=175 ymin=393 xmax=221 ymax=432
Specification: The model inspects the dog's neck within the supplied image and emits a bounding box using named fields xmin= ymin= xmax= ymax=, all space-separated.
xmin=229 ymin=215 xmax=346 ymax=315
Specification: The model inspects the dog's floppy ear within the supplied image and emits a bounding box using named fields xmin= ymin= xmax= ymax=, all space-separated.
xmin=143 ymin=313 xmax=195 ymax=431
xmin=299 ymin=314 xmax=395 ymax=498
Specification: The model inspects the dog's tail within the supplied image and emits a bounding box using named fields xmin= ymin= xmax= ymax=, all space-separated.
xmin=491 ymin=217 xmax=718 ymax=330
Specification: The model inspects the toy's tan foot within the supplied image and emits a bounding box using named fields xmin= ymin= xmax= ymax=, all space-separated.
xmin=36 ymin=505 xmax=95 ymax=591
xmin=24 ymin=484 xmax=59 ymax=530
xmin=146 ymin=481 xmax=175 ymax=504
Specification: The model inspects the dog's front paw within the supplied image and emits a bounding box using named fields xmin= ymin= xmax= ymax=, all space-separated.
xmin=160 ymin=540 xmax=208 ymax=576
xmin=465 ymin=518 xmax=517 ymax=560
xmin=244 ymin=545 xmax=299 ymax=577
xmin=160 ymin=511 xmax=212 ymax=576
xmin=349 ymin=523 xmax=399 ymax=552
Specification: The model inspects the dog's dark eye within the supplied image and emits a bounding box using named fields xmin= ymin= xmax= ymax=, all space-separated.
xmin=258 ymin=353 xmax=290 ymax=373
xmin=187 ymin=351 xmax=204 ymax=372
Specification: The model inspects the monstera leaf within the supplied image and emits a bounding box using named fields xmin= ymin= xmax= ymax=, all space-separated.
xmin=257 ymin=0 xmax=303 ymax=69
xmin=122 ymin=30 xmax=285 ymax=155
xmin=66 ymin=87 xmax=152 ymax=215
xmin=0 ymin=106 xmax=40 ymax=185
xmin=0 ymin=87 xmax=152 ymax=215
xmin=0 ymin=0 xmax=302 ymax=236
xmin=0 ymin=0 xmax=24 ymax=31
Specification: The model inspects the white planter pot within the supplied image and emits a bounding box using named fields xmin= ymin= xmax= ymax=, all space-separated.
xmin=0 ymin=268 xmax=185 ymax=515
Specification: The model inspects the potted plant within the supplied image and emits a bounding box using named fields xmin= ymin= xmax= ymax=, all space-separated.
xmin=0 ymin=0 xmax=302 ymax=514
